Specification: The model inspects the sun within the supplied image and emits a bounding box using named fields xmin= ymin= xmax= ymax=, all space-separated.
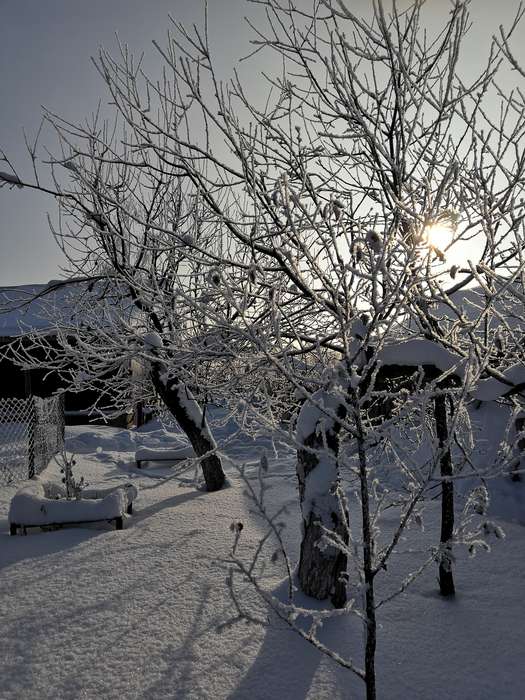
xmin=423 ymin=221 xmax=455 ymax=254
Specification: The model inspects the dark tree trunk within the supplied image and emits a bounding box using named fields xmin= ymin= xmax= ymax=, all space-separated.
xmin=151 ymin=366 xmax=226 ymax=492
xmin=296 ymin=390 xmax=348 ymax=608
xmin=354 ymin=406 xmax=377 ymax=700
xmin=434 ymin=393 xmax=455 ymax=597
xmin=298 ymin=505 xmax=348 ymax=608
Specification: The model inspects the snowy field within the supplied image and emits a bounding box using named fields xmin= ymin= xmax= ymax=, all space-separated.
xmin=1 ymin=412 xmax=524 ymax=700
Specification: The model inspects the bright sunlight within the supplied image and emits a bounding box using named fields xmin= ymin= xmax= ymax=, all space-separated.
xmin=423 ymin=221 xmax=455 ymax=253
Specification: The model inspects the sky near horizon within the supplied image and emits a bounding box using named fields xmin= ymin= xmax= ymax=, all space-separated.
xmin=1 ymin=0 xmax=524 ymax=286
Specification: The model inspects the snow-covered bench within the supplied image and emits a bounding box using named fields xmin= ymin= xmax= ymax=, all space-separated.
xmin=135 ymin=445 xmax=194 ymax=469
xmin=8 ymin=480 xmax=138 ymax=535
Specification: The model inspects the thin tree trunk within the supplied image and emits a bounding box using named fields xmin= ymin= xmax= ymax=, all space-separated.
xmin=354 ymin=405 xmax=376 ymax=700
xmin=434 ymin=393 xmax=455 ymax=596
xmin=363 ymin=573 xmax=377 ymax=700
xmin=296 ymin=390 xmax=348 ymax=608
xmin=152 ymin=366 xmax=226 ymax=492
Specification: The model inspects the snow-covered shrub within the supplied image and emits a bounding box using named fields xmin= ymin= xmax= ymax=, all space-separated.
xmin=55 ymin=452 xmax=86 ymax=500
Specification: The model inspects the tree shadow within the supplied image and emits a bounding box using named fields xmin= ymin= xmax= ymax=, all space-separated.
xmin=138 ymin=580 xmax=270 ymax=700
xmin=141 ymin=582 xmax=214 ymax=699
xmin=228 ymin=580 xmax=361 ymax=700
xmin=130 ymin=488 xmax=207 ymax=525
xmin=229 ymin=619 xmax=324 ymax=700
xmin=0 ymin=525 xmax=110 ymax=571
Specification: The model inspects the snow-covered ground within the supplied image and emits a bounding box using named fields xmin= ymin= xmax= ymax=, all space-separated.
xmin=0 ymin=411 xmax=524 ymax=699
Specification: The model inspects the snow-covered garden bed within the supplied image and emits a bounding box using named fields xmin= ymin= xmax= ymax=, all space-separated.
xmin=8 ymin=479 xmax=137 ymax=534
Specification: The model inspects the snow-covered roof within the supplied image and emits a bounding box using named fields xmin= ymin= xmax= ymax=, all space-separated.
xmin=0 ymin=280 xmax=135 ymax=338
xmin=0 ymin=283 xmax=60 ymax=337
xmin=434 ymin=284 xmax=524 ymax=329
xmin=377 ymin=338 xmax=466 ymax=377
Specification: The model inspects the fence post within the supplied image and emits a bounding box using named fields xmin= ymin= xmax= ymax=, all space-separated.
xmin=28 ymin=397 xmax=36 ymax=479
xmin=53 ymin=395 xmax=65 ymax=454
xmin=0 ymin=395 xmax=65 ymax=485
xmin=60 ymin=394 xmax=65 ymax=447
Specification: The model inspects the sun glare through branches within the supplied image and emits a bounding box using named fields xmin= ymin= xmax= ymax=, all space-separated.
xmin=423 ymin=221 xmax=455 ymax=251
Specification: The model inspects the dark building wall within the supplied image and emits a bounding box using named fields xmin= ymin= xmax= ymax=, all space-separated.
xmin=0 ymin=338 xmax=137 ymax=427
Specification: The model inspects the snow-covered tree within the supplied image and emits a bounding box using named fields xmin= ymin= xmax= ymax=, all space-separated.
xmin=111 ymin=2 xmax=525 ymax=697
xmin=102 ymin=0 xmax=525 ymax=608
xmin=3 ymin=1 xmax=525 ymax=696
xmin=0 ymin=125 xmax=228 ymax=490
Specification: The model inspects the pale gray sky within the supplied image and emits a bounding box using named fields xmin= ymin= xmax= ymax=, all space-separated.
xmin=1 ymin=0 xmax=523 ymax=285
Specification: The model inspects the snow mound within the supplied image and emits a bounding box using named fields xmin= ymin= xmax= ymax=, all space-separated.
xmin=67 ymin=426 xmax=137 ymax=453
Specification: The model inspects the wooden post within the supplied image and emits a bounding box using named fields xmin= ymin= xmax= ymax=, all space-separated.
xmin=434 ymin=392 xmax=455 ymax=597
xmin=24 ymin=370 xmax=31 ymax=397
xmin=135 ymin=401 xmax=144 ymax=428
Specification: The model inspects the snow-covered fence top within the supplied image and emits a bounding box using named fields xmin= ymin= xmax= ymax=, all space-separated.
xmin=0 ymin=395 xmax=64 ymax=485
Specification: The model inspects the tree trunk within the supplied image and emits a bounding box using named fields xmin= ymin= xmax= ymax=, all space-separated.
xmin=364 ymin=580 xmax=377 ymax=700
xmin=434 ymin=393 xmax=455 ymax=597
xmin=151 ymin=366 xmax=226 ymax=492
xmin=354 ymin=405 xmax=377 ymax=700
xmin=296 ymin=389 xmax=348 ymax=608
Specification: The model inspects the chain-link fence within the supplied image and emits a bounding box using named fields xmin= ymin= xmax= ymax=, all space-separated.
xmin=0 ymin=395 xmax=65 ymax=484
